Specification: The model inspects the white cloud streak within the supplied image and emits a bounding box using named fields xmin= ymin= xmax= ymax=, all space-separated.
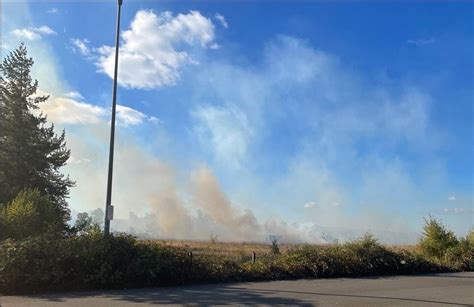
xmin=117 ymin=104 xmax=159 ymax=127
xmin=407 ymin=38 xmax=435 ymax=46
xmin=443 ymin=207 xmax=472 ymax=214
xmin=41 ymin=96 xmax=106 ymax=124
xmin=47 ymin=8 xmax=59 ymax=14
xmin=69 ymin=38 xmax=91 ymax=56
xmin=214 ymin=13 xmax=228 ymax=28
xmin=38 ymin=92 xmax=158 ymax=127
xmin=64 ymin=91 xmax=84 ymax=100
xmin=11 ymin=26 xmax=56 ymax=41
xmin=304 ymin=202 xmax=317 ymax=209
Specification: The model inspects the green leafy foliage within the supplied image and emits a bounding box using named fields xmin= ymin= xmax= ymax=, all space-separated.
xmin=416 ymin=217 xmax=473 ymax=271
xmin=0 ymin=189 xmax=68 ymax=240
xmin=418 ymin=216 xmax=459 ymax=259
xmin=444 ymin=237 xmax=473 ymax=271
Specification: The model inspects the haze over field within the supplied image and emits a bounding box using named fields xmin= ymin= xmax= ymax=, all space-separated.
xmin=2 ymin=1 xmax=472 ymax=244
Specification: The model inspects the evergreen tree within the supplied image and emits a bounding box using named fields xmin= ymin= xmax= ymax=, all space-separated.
xmin=0 ymin=43 xmax=74 ymax=226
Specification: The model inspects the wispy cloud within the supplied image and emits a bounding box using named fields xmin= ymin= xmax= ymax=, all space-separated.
xmin=11 ymin=26 xmax=56 ymax=41
xmin=304 ymin=202 xmax=317 ymax=209
xmin=47 ymin=7 xmax=59 ymax=14
xmin=68 ymin=157 xmax=91 ymax=165
xmin=39 ymin=92 xmax=158 ymax=127
xmin=69 ymin=38 xmax=91 ymax=56
xmin=40 ymin=95 xmax=106 ymax=124
xmin=443 ymin=207 xmax=472 ymax=214
xmin=64 ymin=91 xmax=84 ymax=100
xmin=215 ymin=13 xmax=228 ymax=28
xmin=407 ymin=37 xmax=435 ymax=46
xmin=117 ymin=104 xmax=160 ymax=127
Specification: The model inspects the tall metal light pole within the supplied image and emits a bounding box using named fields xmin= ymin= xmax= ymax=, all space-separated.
xmin=104 ymin=0 xmax=123 ymax=236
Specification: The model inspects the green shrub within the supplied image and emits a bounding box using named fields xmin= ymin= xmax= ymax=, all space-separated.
xmin=0 ymin=231 xmax=458 ymax=295
xmin=0 ymin=189 xmax=67 ymax=240
xmin=466 ymin=229 xmax=474 ymax=246
xmin=418 ymin=216 xmax=458 ymax=260
xmin=444 ymin=236 xmax=473 ymax=271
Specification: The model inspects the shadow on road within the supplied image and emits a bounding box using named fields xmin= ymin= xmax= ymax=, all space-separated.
xmin=231 ymin=287 xmax=471 ymax=306
xmin=24 ymin=285 xmax=314 ymax=306
xmin=21 ymin=273 xmax=473 ymax=306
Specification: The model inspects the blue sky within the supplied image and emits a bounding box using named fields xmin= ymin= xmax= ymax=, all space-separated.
xmin=2 ymin=1 xmax=473 ymax=242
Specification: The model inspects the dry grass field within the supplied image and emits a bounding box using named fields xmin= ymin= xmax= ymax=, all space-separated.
xmin=145 ymin=239 xmax=415 ymax=262
xmin=145 ymin=240 xmax=283 ymax=261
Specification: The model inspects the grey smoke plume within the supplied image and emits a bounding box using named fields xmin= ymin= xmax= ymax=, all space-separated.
xmin=64 ymin=122 xmax=419 ymax=244
xmin=190 ymin=166 xmax=263 ymax=241
xmin=144 ymin=165 xmax=266 ymax=241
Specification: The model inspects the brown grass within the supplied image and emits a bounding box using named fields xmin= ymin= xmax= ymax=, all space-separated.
xmin=145 ymin=240 xmax=279 ymax=261
xmin=144 ymin=239 xmax=412 ymax=261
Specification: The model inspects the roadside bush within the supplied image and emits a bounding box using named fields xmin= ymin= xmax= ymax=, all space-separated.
xmin=0 ymin=231 xmax=460 ymax=295
xmin=0 ymin=189 xmax=66 ymax=240
xmin=444 ymin=236 xmax=473 ymax=271
xmin=0 ymin=234 xmax=175 ymax=293
xmin=418 ymin=216 xmax=458 ymax=259
xmin=416 ymin=217 xmax=473 ymax=270
xmin=467 ymin=229 xmax=474 ymax=246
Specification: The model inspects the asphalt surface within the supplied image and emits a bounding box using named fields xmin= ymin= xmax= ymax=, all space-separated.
xmin=2 ymin=272 xmax=473 ymax=306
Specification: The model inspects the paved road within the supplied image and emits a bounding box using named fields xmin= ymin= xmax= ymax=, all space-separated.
xmin=2 ymin=272 xmax=473 ymax=306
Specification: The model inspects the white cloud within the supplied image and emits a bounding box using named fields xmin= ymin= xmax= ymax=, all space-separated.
xmin=70 ymin=38 xmax=90 ymax=56
xmin=304 ymin=202 xmax=317 ymax=209
xmin=64 ymin=91 xmax=84 ymax=100
xmin=34 ymin=26 xmax=56 ymax=35
xmin=407 ymin=38 xmax=435 ymax=46
xmin=47 ymin=8 xmax=59 ymax=14
xmin=38 ymin=92 xmax=158 ymax=127
xmin=117 ymin=104 xmax=159 ymax=127
xmin=96 ymin=10 xmax=217 ymax=89
xmin=12 ymin=26 xmax=56 ymax=41
xmin=11 ymin=29 xmax=41 ymax=41
xmin=448 ymin=195 xmax=456 ymax=201
xmin=214 ymin=13 xmax=228 ymax=28
xmin=443 ymin=207 xmax=472 ymax=214
xmin=68 ymin=157 xmax=91 ymax=165
xmin=41 ymin=95 xmax=106 ymax=124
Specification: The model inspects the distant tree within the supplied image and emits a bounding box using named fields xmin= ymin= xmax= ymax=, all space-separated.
xmin=0 ymin=189 xmax=67 ymax=240
xmin=90 ymin=208 xmax=104 ymax=227
xmin=0 ymin=43 xmax=74 ymax=225
xmin=271 ymin=238 xmax=280 ymax=255
xmin=74 ymin=212 xmax=93 ymax=233
xmin=73 ymin=211 xmax=101 ymax=235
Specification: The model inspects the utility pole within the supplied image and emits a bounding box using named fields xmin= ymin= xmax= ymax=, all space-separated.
xmin=104 ymin=0 xmax=123 ymax=236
